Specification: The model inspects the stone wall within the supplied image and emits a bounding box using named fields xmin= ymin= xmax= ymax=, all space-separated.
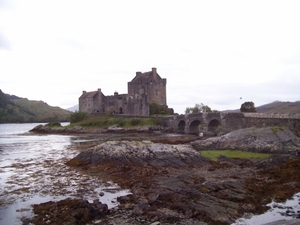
xmin=221 ymin=113 xmax=300 ymax=135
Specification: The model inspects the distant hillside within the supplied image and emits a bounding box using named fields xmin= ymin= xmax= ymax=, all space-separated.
xmin=256 ymin=101 xmax=300 ymax=114
xmin=67 ymin=104 xmax=78 ymax=112
xmin=0 ymin=89 xmax=71 ymax=123
xmin=224 ymin=101 xmax=300 ymax=114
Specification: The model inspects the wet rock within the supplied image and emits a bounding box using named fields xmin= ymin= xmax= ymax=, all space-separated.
xmin=31 ymin=198 xmax=108 ymax=225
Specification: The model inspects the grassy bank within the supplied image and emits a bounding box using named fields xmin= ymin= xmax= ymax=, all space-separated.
xmin=71 ymin=114 xmax=161 ymax=128
xmin=200 ymin=150 xmax=270 ymax=161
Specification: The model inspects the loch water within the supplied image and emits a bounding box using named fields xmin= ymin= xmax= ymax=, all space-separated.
xmin=0 ymin=123 xmax=130 ymax=224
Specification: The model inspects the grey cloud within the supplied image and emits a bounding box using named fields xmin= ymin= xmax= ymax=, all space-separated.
xmin=280 ymin=51 xmax=300 ymax=66
xmin=0 ymin=0 xmax=14 ymax=9
xmin=56 ymin=38 xmax=89 ymax=50
xmin=0 ymin=0 xmax=7 ymax=8
xmin=0 ymin=32 xmax=11 ymax=50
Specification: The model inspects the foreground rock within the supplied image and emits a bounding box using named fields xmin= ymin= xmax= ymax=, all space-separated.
xmin=191 ymin=127 xmax=300 ymax=153
xmin=31 ymin=198 xmax=108 ymax=225
xmin=64 ymin=140 xmax=300 ymax=224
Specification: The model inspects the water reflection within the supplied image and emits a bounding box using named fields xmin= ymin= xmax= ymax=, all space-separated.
xmin=233 ymin=193 xmax=300 ymax=224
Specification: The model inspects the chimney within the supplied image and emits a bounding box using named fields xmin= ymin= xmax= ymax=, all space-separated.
xmin=136 ymin=71 xmax=142 ymax=76
xmin=83 ymin=90 xmax=86 ymax=94
xmin=152 ymin=67 xmax=157 ymax=80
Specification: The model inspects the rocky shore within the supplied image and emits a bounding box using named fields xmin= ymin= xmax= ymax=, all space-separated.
xmin=30 ymin=127 xmax=300 ymax=225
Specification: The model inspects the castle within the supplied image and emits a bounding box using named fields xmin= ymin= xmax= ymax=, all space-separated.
xmin=79 ymin=68 xmax=167 ymax=116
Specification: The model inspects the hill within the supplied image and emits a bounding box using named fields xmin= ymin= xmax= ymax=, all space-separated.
xmin=224 ymin=101 xmax=300 ymax=114
xmin=67 ymin=104 xmax=78 ymax=112
xmin=256 ymin=101 xmax=300 ymax=114
xmin=0 ymin=89 xmax=71 ymax=123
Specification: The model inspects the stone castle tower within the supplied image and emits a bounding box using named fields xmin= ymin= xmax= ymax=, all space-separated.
xmin=79 ymin=68 xmax=167 ymax=116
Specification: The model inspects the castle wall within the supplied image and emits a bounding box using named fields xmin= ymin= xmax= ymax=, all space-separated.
xmin=79 ymin=90 xmax=105 ymax=114
xmin=96 ymin=89 xmax=105 ymax=113
xmin=79 ymin=97 xmax=94 ymax=114
xmin=148 ymin=78 xmax=167 ymax=105
xmin=105 ymin=93 xmax=128 ymax=114
xmin=125 ymin=97 xmax=149 ymax=116
xmin=128 ymin=68 xmax=167 ymax=106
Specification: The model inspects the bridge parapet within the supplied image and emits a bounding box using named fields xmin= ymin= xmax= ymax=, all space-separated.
xmin=242 ymin=113 xmax=300 ymax=119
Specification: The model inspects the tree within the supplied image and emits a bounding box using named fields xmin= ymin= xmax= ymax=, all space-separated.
xmin=149 ymin=102 xmax=174 ymax=115
xmin=240 ymin=101 xmax=257 ymax=112
xmin=185 ymin=103 xmax=212 ymax=114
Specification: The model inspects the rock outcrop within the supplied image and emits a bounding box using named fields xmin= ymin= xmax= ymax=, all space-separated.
xmin=191 ymin=127 xmax=300 ymax=153
xmin=67 ymin=140 xmax=208 ymax=167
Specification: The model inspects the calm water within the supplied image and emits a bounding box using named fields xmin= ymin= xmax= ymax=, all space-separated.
xmin=0 ymin=123 xmax=130 ymax=225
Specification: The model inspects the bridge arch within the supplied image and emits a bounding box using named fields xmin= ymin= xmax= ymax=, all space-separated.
xmin=177 ymin=120 xmax=185 ymax=133
xmin=188 ymin=119 xmax=202 ymax=134
xmin=207 ymin=119 xmax=221 ymax=136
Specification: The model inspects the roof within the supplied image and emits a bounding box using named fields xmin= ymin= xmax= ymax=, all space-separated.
xmin=130 ymin=71 xmax=162 ymax=83
xmin=79 ymin=91 xmax=98 ymax=99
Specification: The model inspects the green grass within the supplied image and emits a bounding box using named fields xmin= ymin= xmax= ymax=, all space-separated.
xmin=200 ymin=150 xmax=270 ymax=161
xmin=71 ymin=115 xmax=160 ymax=128
xmin=46 ymin=122 xmax=62 ymax=127
xmin=271 ymin=126 xmax=286 ymax=134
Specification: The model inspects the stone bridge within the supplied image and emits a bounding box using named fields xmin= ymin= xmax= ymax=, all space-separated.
xmin=163 ymin=112 xmax=300 ymax=136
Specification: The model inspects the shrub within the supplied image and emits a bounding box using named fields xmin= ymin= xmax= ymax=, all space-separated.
xmin=70 ymin=111 xmax=89 ymax=123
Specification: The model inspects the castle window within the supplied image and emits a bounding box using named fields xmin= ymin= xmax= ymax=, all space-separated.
xmin=156 ymin=90 xmax=158 ymax=96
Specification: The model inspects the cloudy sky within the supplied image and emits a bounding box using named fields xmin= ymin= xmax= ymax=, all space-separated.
xmin=0 ymin=0 xmax=299 ymax=114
